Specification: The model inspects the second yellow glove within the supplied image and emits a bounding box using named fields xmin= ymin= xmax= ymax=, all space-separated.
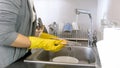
xmin=29 ymin=37 xmax=67 ymax=52
xmin=39 ymin=32 xmax=58 ymax=39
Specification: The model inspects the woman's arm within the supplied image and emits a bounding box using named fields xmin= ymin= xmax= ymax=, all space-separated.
xmin=11 ymin=34 xmax=31 ymax=48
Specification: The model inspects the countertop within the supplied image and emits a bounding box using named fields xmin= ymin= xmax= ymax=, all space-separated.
xmin=97 ymin=40 xmax=120 ymax=68
xmin=7 ymin=41 xmax=119 ymax=68
xmin=96 ymin=28 xmax=120 ymax=68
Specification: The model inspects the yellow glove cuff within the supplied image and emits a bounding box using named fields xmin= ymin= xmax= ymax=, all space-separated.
xmin=29 ymin=37 xmax=42 ymax=49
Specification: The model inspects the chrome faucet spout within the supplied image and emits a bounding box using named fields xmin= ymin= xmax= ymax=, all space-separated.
xmin=75 ymin=9 xmax=96 ymax=47
xmin=75 ymin=9 xmax=91 ymax=15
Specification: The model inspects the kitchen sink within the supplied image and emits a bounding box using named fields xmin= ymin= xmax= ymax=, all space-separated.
xmin=37 ymin=46 xmax=95 ymax=64
xmin=24 ymin=46 xmax=101 ymax=68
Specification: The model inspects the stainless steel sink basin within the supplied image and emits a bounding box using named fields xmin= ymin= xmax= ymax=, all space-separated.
xmin=37 ymin=46 xmax=95 ymax=63
xmin=24 ymin=46 xmax=101 ymax=68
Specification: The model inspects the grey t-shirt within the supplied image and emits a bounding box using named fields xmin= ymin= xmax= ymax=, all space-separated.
xmin=0 ymin=0 xmax=36 ymax=68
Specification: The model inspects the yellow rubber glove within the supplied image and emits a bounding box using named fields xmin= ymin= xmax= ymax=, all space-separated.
xmin=29 ymin=37 xmax=67 ymax=52
xmin=39 ymin=32 xmax=58 ymax=39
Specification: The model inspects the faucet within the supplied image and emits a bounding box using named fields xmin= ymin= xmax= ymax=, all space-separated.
xmin=75 ymin=9 xmax=95 ymax=47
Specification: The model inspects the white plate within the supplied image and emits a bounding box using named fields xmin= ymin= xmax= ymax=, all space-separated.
xmin=52 ymin=56 xmax=79 ymax=63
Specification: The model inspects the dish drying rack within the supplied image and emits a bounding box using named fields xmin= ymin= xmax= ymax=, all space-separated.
xmin=49 ymin=9 xmax=96 ymax=47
